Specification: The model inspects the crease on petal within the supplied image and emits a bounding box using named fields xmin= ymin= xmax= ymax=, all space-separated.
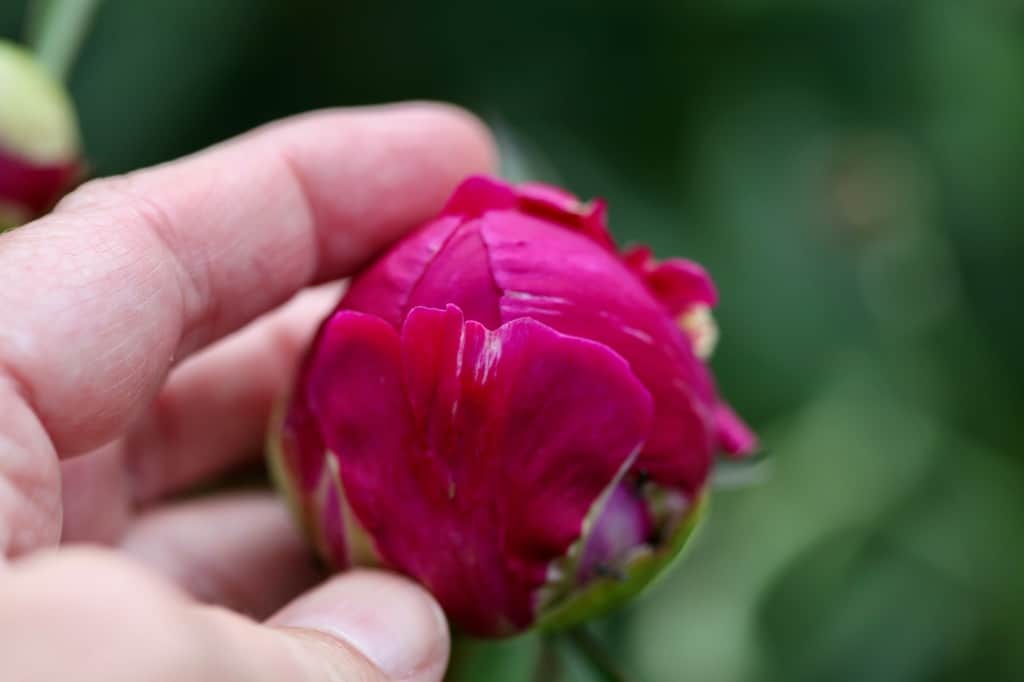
xmin=482 ymin=215 xmax=719 ymax=495
xmin=342 ymin=215 xmax=463 ymax=329
xmin=406 ymin=219 xmax=504 ymax=329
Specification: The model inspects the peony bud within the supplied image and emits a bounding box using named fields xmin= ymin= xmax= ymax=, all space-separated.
xmin=0 ymin=40 xmax=81 ymax=230
xmin=270 ymin=176 xmax=756 ymax=637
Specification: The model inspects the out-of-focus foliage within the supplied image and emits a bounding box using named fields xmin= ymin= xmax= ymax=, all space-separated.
xmin=3 ymin=1 xmax=1021 ymax=679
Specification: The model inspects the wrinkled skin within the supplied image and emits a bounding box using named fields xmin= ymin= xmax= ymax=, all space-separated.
xmin=273 ymin=176 xmax=755 ymax=637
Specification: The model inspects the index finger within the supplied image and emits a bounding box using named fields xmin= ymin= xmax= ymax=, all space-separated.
xmin=0 ymin=103 xmax=494 ymax=554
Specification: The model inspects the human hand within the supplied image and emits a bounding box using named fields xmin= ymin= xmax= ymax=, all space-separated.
xmin=0 ymin=103 xmax=495 ymax=681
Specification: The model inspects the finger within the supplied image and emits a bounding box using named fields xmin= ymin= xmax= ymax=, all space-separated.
xmin=269 ymin=570 xmax=451 ymax=682
xmin=1 ymin=548 xmax=449 ymax=682
xmin=0 ymin=103 xmax=494 ymax=555
xmin=60 ymin=284 xmax=339 ymax=542
xmin=0 ymin=377 xmax=60 ymax=557
xmin=59 ymin=441 xmax=128 ymax=544
xmin=124 ymin=282 xmax=341 ymax=504
xmin=0 ymin=102 xmax=494 ymax=457
xmin=120 ymin=493 xmax=322 ymax=619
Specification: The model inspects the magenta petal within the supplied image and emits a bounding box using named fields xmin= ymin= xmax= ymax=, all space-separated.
xmin=342 ymin=215 xmax=462 ymax=329
xmin=305 ymin=306 xmax=653 ymax=636
xmin=0 ymin=146 xmax=78 ymax=216
xmin=277 ymin=361 xmax=346 ymax=566
xmin=441 ymin=175 xmax=518 ymax=218
xmin=646 ymin=259 xmax=718 ymax=312
xmin=482 ymin=213 xmax=717 ymax=494
xmin=405 ymin=221 xmax=503 ymax=329
xmin=516 ymin=182 xmax=581 ymax=211
xmin=578 ymin=198 xmax=615 ymax=250
xmin=517 ymin=183 xmax=615 ymax=251
xmin=621 ymin=245 xmax=653 ymax=271
xmin=714 ymin=402 xmax=758 ymax=457
xmin=280 ymin=388 xmax=327 ymax=494
xmin=304 ymin=312 xmax=411 ymax=481
xmin=622 ymin=246 xmax=718 ymax=315
xmin=439 ymin=175 xmax=616 ymax=250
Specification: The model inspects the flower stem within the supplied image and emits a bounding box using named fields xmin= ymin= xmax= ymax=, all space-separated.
xmin=531 ymin=636 xmax=563 ymax=682
xmin=25 ymin=0 xmax=104 ymax=83
xmin=564 ymin=628 xmax=638 ymax=682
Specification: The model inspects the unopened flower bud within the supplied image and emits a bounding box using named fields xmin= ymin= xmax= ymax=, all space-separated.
xmin=0 ymin=40 xmax=81 ymax=230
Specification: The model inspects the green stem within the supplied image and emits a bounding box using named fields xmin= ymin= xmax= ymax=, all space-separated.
xmin=565 ymin=629 xmax=638 ymax=682
xmin=25 ymin=0 xmax=103 ymax=82
xmin=531 ymin=636 xmax=563 ymax=682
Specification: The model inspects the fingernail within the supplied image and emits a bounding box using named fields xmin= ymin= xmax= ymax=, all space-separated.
xmin=269 ymin=569 xmax=449 ymax=681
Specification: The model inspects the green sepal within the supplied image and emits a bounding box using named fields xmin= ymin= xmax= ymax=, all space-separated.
xmin=537 ymin=492 xmax=708 ymax=632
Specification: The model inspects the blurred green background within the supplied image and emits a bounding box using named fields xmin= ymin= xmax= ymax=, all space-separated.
xmin=3 ymin=1 xmax=1022 ymax=680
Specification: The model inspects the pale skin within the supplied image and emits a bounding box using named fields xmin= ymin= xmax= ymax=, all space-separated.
xmin=0 ymin=103 xmax=496 ymax=682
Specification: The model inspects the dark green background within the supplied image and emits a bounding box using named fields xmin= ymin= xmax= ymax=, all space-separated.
xmin=4 ymin=1 xmax=1022 ymax=680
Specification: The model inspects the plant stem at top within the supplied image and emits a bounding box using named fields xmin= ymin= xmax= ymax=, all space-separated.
xmin=25 ymin=0 xmax=104 ymax=83
xmin=565 ymin=628 xmax=638 ymax=682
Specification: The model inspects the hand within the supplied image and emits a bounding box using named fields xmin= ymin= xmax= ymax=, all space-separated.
xmin=0 ymin=103 xmax=495 ymax=681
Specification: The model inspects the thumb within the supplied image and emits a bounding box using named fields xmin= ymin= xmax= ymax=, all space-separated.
xmin=269 ymin=569 xmax=451 ymax=682
xmin=0 ymin=549 xmax=449 ymax=682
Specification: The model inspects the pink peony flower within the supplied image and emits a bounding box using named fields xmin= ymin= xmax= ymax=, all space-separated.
xmin=270 ymin=175 xmax=756 ymax=637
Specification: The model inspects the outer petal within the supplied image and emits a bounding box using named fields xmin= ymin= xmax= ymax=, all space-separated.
xmin=622 ymin=245 xmax=718 ymax=316
xmin=714 ymin=402 xmax=758 ymax=456
xmin=441 ymin=174 xmax=519 ymax=217
xmin=405 ymin=221 xmax=503 ymax=329
xmin=271 ymin=348 xmax=351 ymax=568
xmin=342 ymin=215 xmax=462 ymax=328
xmin=342 ymin=208 xmax=503 ymax=331
xmin=516 ymin=183 xmax=615 ymax=251
xmin=621 ymin=246 xmax=758 ymax=456
xmin=342 ymin=176 xmax=615 ymax=333
xmin=305 ymin=305 xmax=654 ymax=636
xmin=278 ymin=386 xmax=327 ymax=495
xmin=481 ymin=211 xmax=718 ymax=494
xmin=270 ymin=388 xmax=349 ymax=568
xmin=440 ymin=175 xmax=615 ymax=250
